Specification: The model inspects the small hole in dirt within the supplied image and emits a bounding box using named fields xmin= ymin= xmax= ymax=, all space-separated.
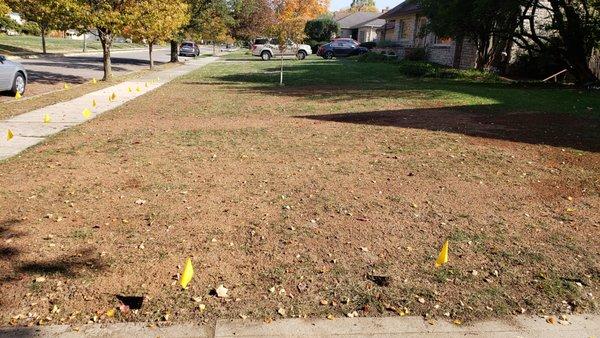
xmin=116 ymin=295 xmax=144 ymax=309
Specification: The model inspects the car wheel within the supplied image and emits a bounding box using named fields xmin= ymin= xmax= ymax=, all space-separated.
xmin=296 ymin=50 xmax=307 ymax=60
xmin=261 ymin=51 xmax=272 ymax=61
xmin=324 ymin=51 xmax=334 ymax=60
xmin=11 ymin=72 xmax=26 ymax=96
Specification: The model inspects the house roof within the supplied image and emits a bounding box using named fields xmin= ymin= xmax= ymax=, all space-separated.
xmin=378 ymin=0 xmax=422 ymax=19
xmin=336 ymin=12 xmax=382 ymax=29
xmin=350 ymin=17 xmax=386 ymax=29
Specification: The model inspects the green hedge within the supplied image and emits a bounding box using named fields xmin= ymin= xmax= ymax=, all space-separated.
xmin=356 ymin=52 xmax=499 ymax=82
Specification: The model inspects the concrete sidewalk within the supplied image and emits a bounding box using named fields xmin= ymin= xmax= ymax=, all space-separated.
xmin=0 ymin=56 xmax=217 ymax=161
xmin=0 ymin=315 xmax=598 ymax=338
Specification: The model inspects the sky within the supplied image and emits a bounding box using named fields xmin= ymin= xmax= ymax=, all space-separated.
xmin=329 ymin=0 xmax=400 ymax=11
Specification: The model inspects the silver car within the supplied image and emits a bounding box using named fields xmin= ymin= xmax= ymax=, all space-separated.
xmin=0 ymin=55 xmax=27 ymax=95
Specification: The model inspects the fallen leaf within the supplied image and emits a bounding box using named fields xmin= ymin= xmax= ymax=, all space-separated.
xmin=215 ymin=285 xmax=228 ymax=298
xmin=105 ymin=308 xmax=116 ymax=317
xmin=277 ymin=308 xmax=286 ymax=317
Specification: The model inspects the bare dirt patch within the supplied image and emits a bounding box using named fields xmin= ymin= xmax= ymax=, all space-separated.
xmin=0 ymin=61 xmax=598 ymax=328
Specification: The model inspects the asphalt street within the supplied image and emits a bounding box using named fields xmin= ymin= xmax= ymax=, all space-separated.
xmin=18 ymin=47 xmax=213 ymax=86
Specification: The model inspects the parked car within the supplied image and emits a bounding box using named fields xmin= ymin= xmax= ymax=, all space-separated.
xmin=179 ymin=41 xmax=200 ymax=57
xmin=331 ymin=38 xmax=360 ymax=45
xmin=251 ymin=38 xmax=312 ymax=61
xmin=0 ymin=55 xmax=27 ymax=96
xmin=317 ymin=41 xmax=368 ymax=59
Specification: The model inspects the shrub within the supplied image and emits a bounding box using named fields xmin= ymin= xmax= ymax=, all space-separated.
xmin=404 ymin=47 xmax=428 ymax=61
xmin=21 ymin=22 xmax=41 ymax=36
xmin=397 ymin=61 xmax=437 ymax=77
xmin=357 ymin=51 xmax=392 ymax=62
xmin=359 ymin=41 xmax=377 ymax=50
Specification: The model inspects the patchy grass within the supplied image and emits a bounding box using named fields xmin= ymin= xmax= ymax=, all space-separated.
xmin=0 ymin=56 xmax=598 ymax=327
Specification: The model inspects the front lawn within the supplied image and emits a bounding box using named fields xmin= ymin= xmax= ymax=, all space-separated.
xmin=0 ymin=55 xmax=598 ymax=327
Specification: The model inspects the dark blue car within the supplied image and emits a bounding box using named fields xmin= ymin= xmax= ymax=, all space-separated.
xmin=316 ymin=40 xmax=368 ymax=59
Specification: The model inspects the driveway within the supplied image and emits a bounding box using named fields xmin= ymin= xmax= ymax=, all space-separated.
xmin=2 ymin=46 xmax=213 ymax=100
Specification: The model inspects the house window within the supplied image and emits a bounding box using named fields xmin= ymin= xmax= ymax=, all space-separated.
xmin=396 ymin=20 xmax=405 ymax=41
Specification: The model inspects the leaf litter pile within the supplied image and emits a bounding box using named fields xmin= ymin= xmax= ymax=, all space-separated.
xmin=0 ymin=59 xmax=599 ymax=327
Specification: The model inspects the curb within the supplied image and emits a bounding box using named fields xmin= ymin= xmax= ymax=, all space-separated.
xmin=0 ymin=315 xmax=599 ymax=337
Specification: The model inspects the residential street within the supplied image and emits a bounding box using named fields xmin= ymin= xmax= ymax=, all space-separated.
xmin=1 ymin=47 xmax=213 ymax=100
xmin=18 ymin=47 xmax=212 ymax=84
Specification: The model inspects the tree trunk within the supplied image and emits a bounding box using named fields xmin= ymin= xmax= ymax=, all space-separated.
xmin=83 ymin=32 xmax=87 ymax=52
xmin=485 ymin=35 xmax=511 ymax=74
xmin=41 ymin=27 xmax=47 ymax=54
xmin=99 ymin=29 xmax=113 ymax=81
xmin=149 ymin=43 xmax=154 ymax=70
xmin=280 ymin=54 xmax=284 ymax=85
xmin=170 ymin=40 xmax=179 ymax=62
xmin=475 ymin=36 xmax=490 ymax=71
xmin=549 ymin=0 xmax=599 ymax=85
xmin=452 ymin=37 xmax=464 ymax=69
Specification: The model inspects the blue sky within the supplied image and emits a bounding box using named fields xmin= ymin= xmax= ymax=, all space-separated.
xmin=329 ymin=0 xmax=400 ymax=11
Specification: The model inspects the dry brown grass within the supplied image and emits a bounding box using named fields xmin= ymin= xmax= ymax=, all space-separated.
xmin=0 ymin=58 xmax=598 ymax=327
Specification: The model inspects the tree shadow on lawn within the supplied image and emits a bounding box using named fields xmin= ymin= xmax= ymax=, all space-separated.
xmin=199 ymin=61 xmax=600 ymax=152
xmin=295 ymin=107 xmax=600 ymax=152
xmin=0 ymin=217 xmax=107 ymax=305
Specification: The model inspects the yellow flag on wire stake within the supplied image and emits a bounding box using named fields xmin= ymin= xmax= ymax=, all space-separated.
xmin=7 ymin=129 xmax=14 ymax=141
xmin=15 ymin=92 xmax=22 ymax=100
xmin=92 ymin=99 xmax=97 ymax=107
xmin=91 ymin=78 xmax=97 ymax=84
xmin=82 ymin=108 xmax=92 ymax=119
xmin=180 ymin=258 xmax=194 ymax=289
xmin=64 ymin=83 xmax=70 ymax=90
xmin=435 ymin=240 xmax=449 ymax=268
xmin=43 ymin=114 xmax=51 ymax=124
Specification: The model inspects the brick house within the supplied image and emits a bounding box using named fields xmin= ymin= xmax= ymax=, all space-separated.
xmin=376 ymin=0 xmax=477 ymax=69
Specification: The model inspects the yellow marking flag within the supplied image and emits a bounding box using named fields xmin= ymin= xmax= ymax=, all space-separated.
xmin=7 ymin=129 xmax=14 ymax=141
xmin=43 ymin=114 xmax=51 ymax=124
xmin=15 ymin=92 xmax=22 ymax=100
xmin=128 ymin=87 xmax=132 ymax=93
xmin=92 ymin=99 xmax=97 ymax=107
xmin=82 ymin=108 xmax=92 ymax=119
xmin=91 ymin=78 xmax=97 ymax=84
xmin=136 ymin=86 xmax=141 ymax=92
xmin=64 ymin=83 xmax=70 ymax=90
xmin=110 ymin=92 xmax=117 ymax=101
xmin=435 ymin=240 xmax=449 ymax=268
xmin=180 ymin=257 xmax=194 ymax=289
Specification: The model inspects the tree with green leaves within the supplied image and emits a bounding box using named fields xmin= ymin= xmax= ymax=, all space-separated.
xmin=231 ymin=0 xmax=275 ymax=44
xmin=420 ymin=0 xmax=522 ymax=71
xmin=125 ymin=0 xmax=189 ymax=69
xmin=9 ymin=0 xmax=80 ymax=54
xmin=350 ymin=0 xmax=377 ymax=12
xmin=74 ymin=0 xmax=132 ymax=80
xmin=187 ymin=0 xmax=234 ymax=55
xmin=304 ymin=15 xmax=339 ymax=42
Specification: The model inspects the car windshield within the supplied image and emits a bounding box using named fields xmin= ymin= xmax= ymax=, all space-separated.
xmin=254 ymin=38 xmax=269 ymax=45
xmin=181 ymin=43 xmax=194 ymax=48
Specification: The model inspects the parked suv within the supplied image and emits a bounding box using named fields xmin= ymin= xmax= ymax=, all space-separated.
xmin=179 ymin=41 xmax=200 ymax=57
xmin=251 ymin=38 xmax=312 ymax=61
